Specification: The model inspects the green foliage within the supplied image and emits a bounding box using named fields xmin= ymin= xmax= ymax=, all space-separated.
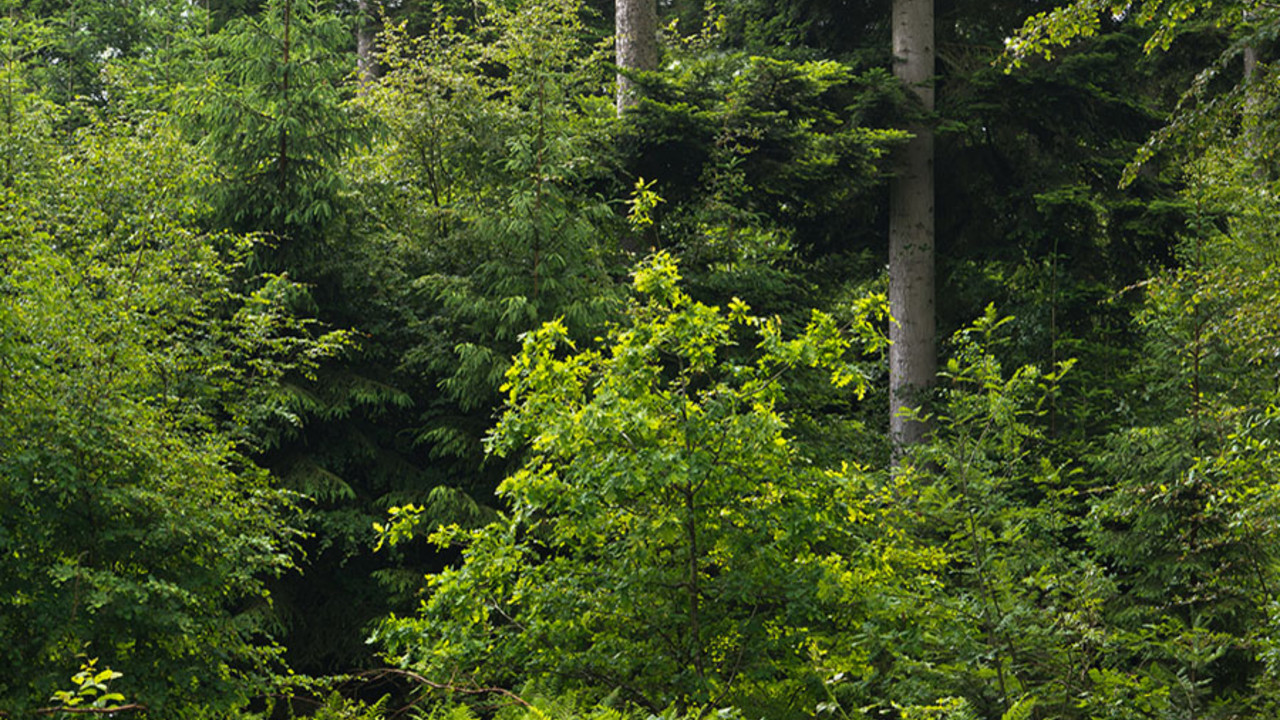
xmin=888 ymin=311 xmax=1098 ymax=718
xmin=374 ymin=254 xmax=935 ymax=715
xmin=9 ymin=1 xmax=1280 ymax=719
xmin=621 ymin=45 xmax=907 ymax=277
xmin=888 ymin=83 xmax=1280 ymax=718
xmin=1067 ymin=146 xmax=1280 ymax=719
xmin=48 ymin=659 xmax=129 ymax=712
xmin=0 ymin=0 xmax=215 ymax=131
xmin=222 ymin=0 xmax=629 ymax=676
xmin=933 ymin=13 xmax=1188 ymax=459
xmin=195 ymin=0 xmax=358 ymax=243
xmin=613 ymin=38 xmax=910 ymax=475
xmin=0 ymin=105 xmax=343 ymax=714
xmin=292 ymin=692 xmax=392 ymax=720
xmin=0 ymin=6 xmax=63 ymax=187
xmin=1006 ymin=0 xmax=1225 ymax=62
xmin=350 ymin=0 xmax=623 ymax=486
xmin=1006 ymin=0 xmax=1280 ymax=187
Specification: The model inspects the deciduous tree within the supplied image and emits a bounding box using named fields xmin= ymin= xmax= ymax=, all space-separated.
xmin=889 ymin=0 xmax=936 ymax=452
xmin=373 ymin=254 xmax=940 ymax=716
xmin=615 ymin=0 xmax=656 ymax=112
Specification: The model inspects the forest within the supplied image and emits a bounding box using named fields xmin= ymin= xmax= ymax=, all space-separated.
xmin=2 ymin=0 xmax=1279 ymax=718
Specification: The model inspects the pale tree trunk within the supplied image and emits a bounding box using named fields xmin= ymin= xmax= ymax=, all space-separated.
xmin=889 ymin=0 xmax=935 ymax=454
xmin=1243 ymin=11 xmax=1264 ymax=179
xmin=356 ymin=0 xmax=376 ymax=90
xmin=615 ymin=0 xmax=657 ymax=114
xmin=1244 ymin=9 xmax=1260 ymax=80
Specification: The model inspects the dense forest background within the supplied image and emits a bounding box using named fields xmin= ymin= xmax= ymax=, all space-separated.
xmin=2 ymin=0 xmax=1280 ymax=718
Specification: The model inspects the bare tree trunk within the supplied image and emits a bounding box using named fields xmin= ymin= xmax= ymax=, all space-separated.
xmin=356 ymin=0 xmax=376 ymax=90
xmin=889 ymin=0 xmax=935 ymax=455
xmin=1243 ymin=11 xmax=1264 ymax=179
xmin=1244 ymin=9 xmax=1260 ymax=80
xmin=615 ymin=0 xmax=657 ymax=114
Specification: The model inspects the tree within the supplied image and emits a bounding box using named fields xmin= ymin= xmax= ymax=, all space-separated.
xmin=615 ymin=0 xmax=657 ymax=113
xmin=355 ymin=0 xmax=376 ymax=87
xmin=232 ymin=0 xmax=626 ymax=674
xmin=889 ymin=0 xmax=936 ymax=452
xmin=615 ymin=44 xmax=907 ymax=303
xmin=999 ymin=6 xmax=1280 ymax=716
xmin=0 ymin=105 xmax=346 ymax=715
xmin=195 ymin=0 xmax=357 ymax=251
xmin=1072 ymin=151 xmax=1280 ymax=720
xmin=1006 ymin=0 xmax=1278 ymax=184
xmin=372 ymin=254 xmax=947 ymax=716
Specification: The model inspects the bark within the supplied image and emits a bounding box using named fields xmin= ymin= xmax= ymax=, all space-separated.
xmin=1244 ymin=11 xmax=1264 ymax=179
xmin=615 ymin=0 xmax=657 ymax=114
xmin=356 ymin=0 xmax=377 ymax=90
xmin=889 ymin=0 xmax=935 ymax=454
xmin=1244 ymin=9 xmax=1260 ymax=81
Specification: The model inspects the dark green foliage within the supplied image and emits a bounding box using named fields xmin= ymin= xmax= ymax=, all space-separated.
xmin=619 ymin=45 xmax=906 ymax=292
xmin=708 ymin=0 xmax=892 ymax=58
xmin=9 ymin=0 xmax=1280 ymax=719
xmin=931 ymin=19 xmax=1191 ymax=456
xmin=238 ymin=0 xmax=627 ymax=675
xmin=196 ymin=0 xmax=358 ymax=248
xmin=351 ymin=0 xmax=624 ymax=488
xmin=1069 ymin=153 xmax=1280 ymax=719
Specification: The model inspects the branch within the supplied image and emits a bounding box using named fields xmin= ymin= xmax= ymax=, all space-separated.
xmin=356 ymin=668 xmax=533 ymax=709
xmin=29 ymin=704 xmax=148 ymax=715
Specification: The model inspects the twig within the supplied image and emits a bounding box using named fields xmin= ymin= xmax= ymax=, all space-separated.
xmin=28 ymin=703 xmax=149 ymax=715
xmin=357 ymin=668 xmax=533 ymax=708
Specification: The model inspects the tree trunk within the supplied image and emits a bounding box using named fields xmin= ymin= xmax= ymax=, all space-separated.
xmin=1244 ymin=9 xmax=1260 ymax=80
xmin=889 ymin=0 xmax=935 ymax=454
xmin=615 ymin=0 xmax=657 ymax=114
xmin=1243 ymin=11 xmax=1264 ymax=180
xmin=356 ymin=0 xmax=376 ymax=89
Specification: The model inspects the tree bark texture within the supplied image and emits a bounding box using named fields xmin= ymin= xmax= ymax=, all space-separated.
xmin=615 ymin=0 xmax=657 ymax=114
xmin=1244 ymin=9 xmax=1260 ymax=80
xmin=356 ymin=0 xmax=376 ymax=89
xmin=889 ymin=0 xmax=935 ymax=452
xmin=1243 ymin=11 xmax=1264 ymax=179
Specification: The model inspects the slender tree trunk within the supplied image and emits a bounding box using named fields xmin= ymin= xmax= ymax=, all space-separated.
xmin=615 ymin=0 xmax=657 ymax=114
xmin=356 ymin=0 xmax=376 ymax=89
xmin=1244 ymin=9 xmax=1260 ymax=80
xmin=1243 ymin=11 xmax=1264 ymax=179
xmin=889 ymin=0 xmax=935 ymax=454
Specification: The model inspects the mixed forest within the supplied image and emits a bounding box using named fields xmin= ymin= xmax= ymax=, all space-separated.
xmin=3 ymin=0 xmax=1280 ymax=718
